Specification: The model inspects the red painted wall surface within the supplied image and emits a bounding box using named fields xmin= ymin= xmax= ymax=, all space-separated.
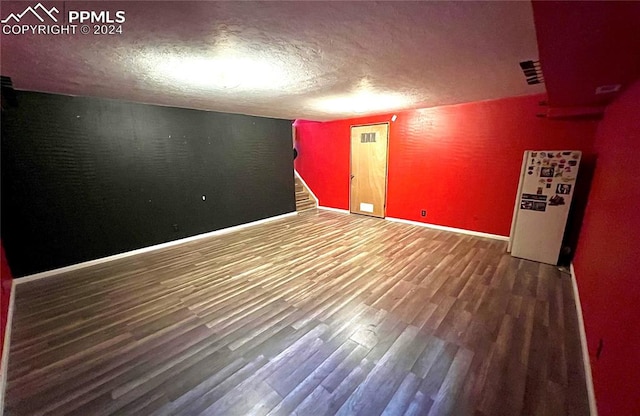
xmin=295 ymin=94 xmax=598 ymax=236
xmin=1 ymin=241 xmax=13 ymax=360
xmin=573 ymin=80 xmax=640 ymax=416
xmin=294 ymin=120 xmax=351 ymax=210
xmin=532 ymin=1 xmax=640 ymax=111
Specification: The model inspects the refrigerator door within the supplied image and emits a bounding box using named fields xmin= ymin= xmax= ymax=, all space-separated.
xmin=510 ymin=150 xmax=581 ymax=264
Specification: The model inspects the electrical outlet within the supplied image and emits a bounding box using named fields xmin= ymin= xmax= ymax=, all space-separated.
xmin=421 ymin=210 xmax=427 ymax=217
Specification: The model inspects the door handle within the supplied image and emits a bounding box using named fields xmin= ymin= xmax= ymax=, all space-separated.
xmin=351 ymin=175 xmax=355 ymax=180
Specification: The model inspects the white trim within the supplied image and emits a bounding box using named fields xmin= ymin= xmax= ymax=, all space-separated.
xmin=385 ymin=217 xmax=509 ymax=241
xmin=570 ymin=263 xmax=598 ymax=416
xmin=16 ymin=212 xmax=297 ymax=285
xmin=318 ymin=206 xmax=350 ymax=214
xmin=294 ymin=170 xmax=318 ymax=205
xmin=0 ymin=282 xmax=15 ymax=416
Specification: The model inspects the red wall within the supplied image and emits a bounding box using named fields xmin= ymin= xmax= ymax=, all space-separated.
xmin=1 ymin=241 xmax=13 ymax=361
xmin=573 ymin=80 xmax=640 ymax=416
xmin=294 ymin=120 xmax=351 ymax=210
xmin=295 ymin=94 xmax=598 ymax=236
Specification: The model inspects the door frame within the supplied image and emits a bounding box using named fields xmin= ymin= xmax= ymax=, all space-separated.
xmin=349 ymin=122 xmax=391 ymax=218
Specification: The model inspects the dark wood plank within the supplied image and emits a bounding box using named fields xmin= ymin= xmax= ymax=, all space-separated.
xmin=5 ymin=210 xmax=590 ymax=415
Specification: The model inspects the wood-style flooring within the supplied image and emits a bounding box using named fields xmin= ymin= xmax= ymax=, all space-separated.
xmin=5 ymin=210 xmax=589 ymax=415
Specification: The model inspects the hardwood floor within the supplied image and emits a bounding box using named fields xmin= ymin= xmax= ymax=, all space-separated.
xmin=5 ymin=210 xmax=589 ymax=415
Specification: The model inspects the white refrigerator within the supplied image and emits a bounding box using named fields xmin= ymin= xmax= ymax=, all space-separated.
xmin=508 ymin=150 xmax=581 ymax=265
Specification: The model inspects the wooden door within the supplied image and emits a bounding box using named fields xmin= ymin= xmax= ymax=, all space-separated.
xmin=350 ymin=123 xmax=389 ymax=217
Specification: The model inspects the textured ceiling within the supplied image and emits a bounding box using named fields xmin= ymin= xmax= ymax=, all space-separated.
xmin=1 ymin=1 xmax=544 ymax=120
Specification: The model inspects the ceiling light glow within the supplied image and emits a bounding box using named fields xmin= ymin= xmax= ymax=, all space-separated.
xmin=309 ymin=90 xmax=413 ymax=115
xmin=144 ymin=54 xmax=294 ymax=92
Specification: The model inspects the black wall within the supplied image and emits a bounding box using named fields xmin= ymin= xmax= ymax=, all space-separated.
xmin=1 ymin=91 xmax=295 ymax=277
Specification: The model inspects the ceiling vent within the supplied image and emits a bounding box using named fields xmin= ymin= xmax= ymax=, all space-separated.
xmin=519 ymin=60 xmax=544 ymax=85
xmin=595 ymin=84 xmax=621 ymax=95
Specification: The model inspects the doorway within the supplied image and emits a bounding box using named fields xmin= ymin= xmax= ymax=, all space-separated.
xmin=350 ymin=123 xmax=389 ymax=218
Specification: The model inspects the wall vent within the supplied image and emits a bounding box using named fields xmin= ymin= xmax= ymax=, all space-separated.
xmin=1 ymin=75 xmax=13 ymax=89
xmin=519 ymin=60 xmax=544 ymax=85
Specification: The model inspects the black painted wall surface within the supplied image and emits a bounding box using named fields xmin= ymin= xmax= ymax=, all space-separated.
xmin=1 ymin=91 xmax=296 ymax=277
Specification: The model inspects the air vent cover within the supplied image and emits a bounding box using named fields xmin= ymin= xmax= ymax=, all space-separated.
xmin=1 ymin=75 xmax=13 ymax=89
xmin=360 ymin=132 xmax=377 ymax=143
xmin=519 ymin=60 xmax=544 ymax=85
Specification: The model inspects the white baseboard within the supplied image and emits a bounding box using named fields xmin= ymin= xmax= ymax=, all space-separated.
xmin=570 ymin=263 xmax=598 ymax=416
xmin=294 ymin=170 xmax=319 ymax=205
xmin=318 ymin=206 xmax=350 ymax=214
xmin=16 ymin=212 xmax=297 ymax=285
xmin=0 ymin=282 xmax=16 ymax=416
xmin=385 ymin=217 xmax=509 ymax=241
